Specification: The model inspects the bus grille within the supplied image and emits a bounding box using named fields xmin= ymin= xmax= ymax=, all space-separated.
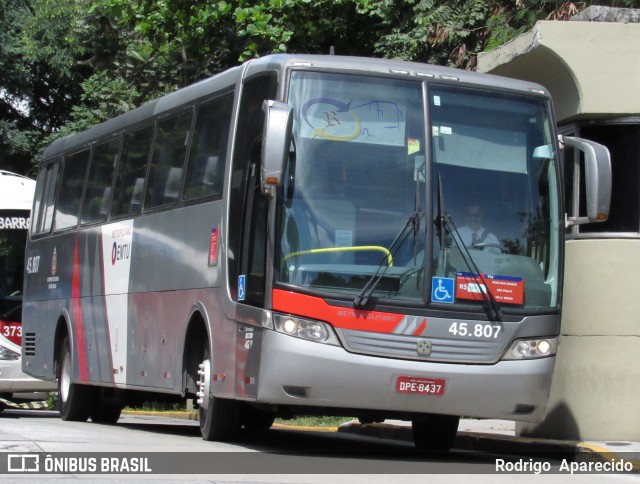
xmin=23 ymin=333 xmax=36 ymax=357
xmin=337 ymin=329 xmax=506 ymax=364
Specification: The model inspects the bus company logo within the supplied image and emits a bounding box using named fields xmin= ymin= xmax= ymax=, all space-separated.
xmin=111 ymin=241 xmax=131 ymax=265
xmin=7 ymin=454 xmax=40 ymax=472
xmin=51 ymin=247 xmax=57 ymax=276
xmin=416 ymin=339 xmax=432 ymax=356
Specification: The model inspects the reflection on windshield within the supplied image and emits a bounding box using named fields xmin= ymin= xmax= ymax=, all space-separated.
xmin=430 ymin=85 xmax=560 ymax=310
xmin=276 ymin=72 xmax=560 ymax=311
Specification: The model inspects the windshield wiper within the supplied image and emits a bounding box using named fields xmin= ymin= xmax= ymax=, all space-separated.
xmin=434 ymin=175 xmax=502 ymax=322
xmin=353 ymin=209 xmax=424 ymax=308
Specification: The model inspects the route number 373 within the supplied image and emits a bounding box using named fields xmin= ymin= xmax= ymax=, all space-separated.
xmin=448 ymin=322 xmax=501 ymax=339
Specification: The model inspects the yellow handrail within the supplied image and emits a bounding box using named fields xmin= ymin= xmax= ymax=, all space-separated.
xmin=282 ymin=246 xmax=393 ymax=266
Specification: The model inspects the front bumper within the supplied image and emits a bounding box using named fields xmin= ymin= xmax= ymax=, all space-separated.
xmin=257 ymin=330 xmax=555 ymax=422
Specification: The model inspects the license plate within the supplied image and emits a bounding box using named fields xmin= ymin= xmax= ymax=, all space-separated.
xmin=396 ymin=376 xmax=445 ymax=396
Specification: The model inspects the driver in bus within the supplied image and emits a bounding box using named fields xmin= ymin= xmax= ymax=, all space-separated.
xmin=457 ymin=203 xmax=501 ymax=251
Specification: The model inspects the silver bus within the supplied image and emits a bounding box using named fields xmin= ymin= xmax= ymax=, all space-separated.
xmin=21 ymin=54 xmax=611 ymax=450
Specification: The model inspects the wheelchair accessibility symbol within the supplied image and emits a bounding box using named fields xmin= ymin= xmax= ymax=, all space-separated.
xmin=431 ymin=277 xmax=454 ymax=304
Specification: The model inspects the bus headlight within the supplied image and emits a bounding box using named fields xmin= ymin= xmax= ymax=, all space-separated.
xmin=273 ymin=314 xmax=340 ymax=346
xmin=0 ymin=345 xmax=20 ymax=360
xmin=502 ymin=337 xmax=557 ymax=360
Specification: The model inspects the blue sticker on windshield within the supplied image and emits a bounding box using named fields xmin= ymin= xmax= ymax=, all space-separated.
xmin=431 ymin=277 xmax=454 ymax=304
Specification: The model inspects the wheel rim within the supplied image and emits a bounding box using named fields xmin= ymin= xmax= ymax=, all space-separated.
xmin=60 ymin=351 xmax=71 ymax=404
xmin=197 ymin=358 xmax=211 ymax=412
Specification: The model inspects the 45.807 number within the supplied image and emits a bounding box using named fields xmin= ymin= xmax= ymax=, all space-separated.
xmin=448 ymin=322 xmax=500 ymax=339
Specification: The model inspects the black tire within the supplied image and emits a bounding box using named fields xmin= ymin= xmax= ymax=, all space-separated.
xmin=241 ymin=404 xmax=275 ymax=431
xmin=412 ymin=414 xmax=460 ymax=452
xmin=57 ymin=337 xmax=95 ymax=422
xmin=90 ymin=400 xmax=122 ymax=424
xmin=198 ymin=346 xmax=241 ymax=441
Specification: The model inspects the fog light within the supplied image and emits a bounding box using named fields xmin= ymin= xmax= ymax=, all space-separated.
xmin=513 ymin=341 xmax=531 ymax=358
xmin=308 ymin=323 xmax=325 ymax=340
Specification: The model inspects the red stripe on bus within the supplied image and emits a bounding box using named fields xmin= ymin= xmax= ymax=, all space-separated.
xmin=272 ymin=289 xmax=404 ymax=333
xmin=71 ymin=238 xmax=89 ymax=381
xmin=413 ymin=319 xmax=427 ymax=336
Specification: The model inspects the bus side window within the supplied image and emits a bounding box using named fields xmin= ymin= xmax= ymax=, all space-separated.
xmin=81 ymin=137 xmax=119 ymax=225
xmin=32 ymin=161 xmax=61 ymax=235
xmin=111 ymin=126 xmax=153 ymax=219
xmin=145 ymin=110 xmax=192 ymax=209
xmin=183 ymin=94 xmax=233 ymax=201
xmin=55 ymin=149 xmax=90 ymax=231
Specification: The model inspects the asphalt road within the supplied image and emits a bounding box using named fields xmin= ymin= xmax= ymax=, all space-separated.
xmin=0 ymin=409 xmax=637 ymax=483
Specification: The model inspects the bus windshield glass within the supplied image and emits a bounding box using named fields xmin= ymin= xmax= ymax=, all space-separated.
xmin=277 ymin=71 xmax=560 ymax=310
xmin=0 ymin=210 xmax=30 ymax=324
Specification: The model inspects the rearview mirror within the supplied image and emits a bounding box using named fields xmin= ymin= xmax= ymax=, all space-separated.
xmin=261 ymin=100 xmax=293 ymax=196
xmin=561 ymin=135 xmax=612 ymax=225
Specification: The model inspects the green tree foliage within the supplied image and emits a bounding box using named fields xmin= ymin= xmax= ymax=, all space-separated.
xmin=360 ymin=0 xmax=640 ymax=69
xmin=2 ymin=0 xmax=640 ymax=173
xmin=0 ymin=0 xmax=99 ymax=172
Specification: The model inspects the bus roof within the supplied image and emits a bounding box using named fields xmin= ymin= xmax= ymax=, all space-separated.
xmin=41 ymin=54 xmax=551 ymax=162
xmin=0 ymin=170 xmax=35 ymax=211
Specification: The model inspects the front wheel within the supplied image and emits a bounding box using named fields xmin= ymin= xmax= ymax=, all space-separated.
xmin=412 ymin=414 xmax=460 ymax=452
xmin=90 ymin=399 xmax=122 ymax=424
xmin=197 ymin=348 xmax=241 ymax=441
xmin=57 ymin=337 xmax=95 ymax=421
xmin=241 ymin=404 xmax=275 ymax=432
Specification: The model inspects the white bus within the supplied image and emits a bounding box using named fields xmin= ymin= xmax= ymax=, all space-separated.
xmin=21 ymin=54 xmax=611 ymax=450
xmin=0 ymin=170 xmax=56 ymax=409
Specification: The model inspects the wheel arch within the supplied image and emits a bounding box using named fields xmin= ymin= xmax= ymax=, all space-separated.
xmin=53 ymin=310 xmax=73 ymax=379
xmin=181 ymin=302 xmax=211 ymax=398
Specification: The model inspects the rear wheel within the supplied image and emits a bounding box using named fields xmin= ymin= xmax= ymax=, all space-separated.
xmin=197 ymin=346 xmax=241 ymax=441
xmin=57 ymin=337 xmax=95 ymax=421
xmin=412 ymin=414 xmax=460 ymax=452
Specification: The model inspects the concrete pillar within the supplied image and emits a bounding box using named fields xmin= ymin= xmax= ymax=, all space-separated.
xmin=517 ymin=240 xmax=640 ymax=440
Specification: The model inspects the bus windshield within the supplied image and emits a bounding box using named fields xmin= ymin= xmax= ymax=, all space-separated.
xmin=0 ymin=210 xmax=30 ymax=326
xmin=277 ymin=71 xmax=560 ymax=311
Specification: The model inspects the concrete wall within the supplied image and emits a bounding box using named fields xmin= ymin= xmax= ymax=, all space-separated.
xmin=517 ymin=240 xmax=640 ymax=440
xmin=478 ymin=20 xmax=640 ymax=124
xmin=478 ymin=12 xmax=640 ymax=441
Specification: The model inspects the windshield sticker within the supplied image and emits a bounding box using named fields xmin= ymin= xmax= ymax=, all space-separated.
xmin=335 ymin=230 xmax=353 ymax=247
xmin=408 ymin=138 xmax=420 ymax=155
xmin=433 ymin=96 xmax=441 ymax=106
xmin=299 ymin=97 xmax=406 ymax=146
xmin=238 ymin=275 xmax=246 ymax=301
xmin=431 ymin=277 xmax=455 ymax=304
xmin=440 ymin=126 xmax=452 ymax=135
xmin=456 ymin=273 xmax=524 ymax=305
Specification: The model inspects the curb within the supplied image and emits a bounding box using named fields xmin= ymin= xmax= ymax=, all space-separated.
xmin=0 ymin=398 xmax=49 ymax=411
